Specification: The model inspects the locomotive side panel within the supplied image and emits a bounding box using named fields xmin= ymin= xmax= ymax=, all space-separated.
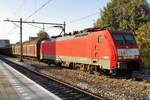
xmin=40 ymin=36 xmax=92 ymax=64
xmin=56 ymin=36 xmax=91 ymax=64
xmin=40 ymin=30 xmax=116 ymax=71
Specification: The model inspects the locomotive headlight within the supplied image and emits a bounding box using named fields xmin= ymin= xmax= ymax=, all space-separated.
xmin=103 ymin=56 xmax=110 ymax=59
xmin=118 ymin=56 xmax=122 ymax=60
xmin=135 ymin=55 xmax=139 ymax=59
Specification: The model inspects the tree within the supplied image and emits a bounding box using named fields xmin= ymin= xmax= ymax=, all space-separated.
xmin=95 ymin=0 xmax=150 ymax=32
xmin=135 ymin=22 xmax=150 ymax=53
xmin=37 ymin=31 xmax=49 ymax=39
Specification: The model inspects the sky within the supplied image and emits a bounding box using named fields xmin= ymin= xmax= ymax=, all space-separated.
xmin=0 ymin=0 xmax=149 ymax=43
xmin=0 ymin=0 xmax=109 ymax=43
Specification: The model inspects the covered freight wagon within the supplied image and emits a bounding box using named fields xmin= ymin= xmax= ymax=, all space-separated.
xmin=11 ymin=37 xmax=46 ymax=60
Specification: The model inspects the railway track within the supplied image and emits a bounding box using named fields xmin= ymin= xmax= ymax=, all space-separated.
xmin=0 ymin=57 xmax=104 ymax=100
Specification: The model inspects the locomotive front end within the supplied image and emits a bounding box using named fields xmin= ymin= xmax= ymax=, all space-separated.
xmin=112 ymin=32 xmax=140 ymax=71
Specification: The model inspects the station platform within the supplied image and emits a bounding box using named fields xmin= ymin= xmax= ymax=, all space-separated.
xmin=0 ymin=59 xmax=61 ymax=100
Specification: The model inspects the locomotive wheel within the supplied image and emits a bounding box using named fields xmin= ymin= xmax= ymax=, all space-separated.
xmin=102 ymin=69 xmax=111 ymax=75
xmin=79 ymin=64 xmax=87 ymax=71
xmin=75 ymin=64 xmax=81 ymax=70
xmin=69 ymin=63 xmax=80 ymax=70
xmin=87 ymin=65 xmax=94 ymax=74
xmin=69 ymin=63 xmax=75 ymax=69
xmin=56 ymin=62 xmax=62 ymax=67
xmin=83 ymin=64 xmax=88 ymax=72
xmin=93 ymin=66 xmax=101 ymax=75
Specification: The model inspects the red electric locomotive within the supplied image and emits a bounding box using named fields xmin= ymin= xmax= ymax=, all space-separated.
xmin=40 ymin=28 xmax=139 ymax=74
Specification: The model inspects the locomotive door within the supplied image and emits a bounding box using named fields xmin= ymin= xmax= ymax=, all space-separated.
xmin=95 ymin=44 xmax=99 ymax=60
xmin=92 ymin=34 xmax=103 ymax=60
xmin=96 ymin=34 xmax=103 ymax=60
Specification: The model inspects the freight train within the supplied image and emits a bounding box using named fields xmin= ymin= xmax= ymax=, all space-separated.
xmin=11 ymin=27 xmax=140 ymax=74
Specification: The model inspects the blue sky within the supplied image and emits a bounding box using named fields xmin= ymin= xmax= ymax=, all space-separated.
xmin=0 ymin=0 xmax=149 ymax=43
xmin=0 ymin=0 xmax=108 ymax=43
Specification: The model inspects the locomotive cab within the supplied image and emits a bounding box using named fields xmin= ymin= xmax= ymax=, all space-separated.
xmin=111 ymin=32 xmax=140 ymax=72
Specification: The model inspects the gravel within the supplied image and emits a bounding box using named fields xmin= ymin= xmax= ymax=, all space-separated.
xmin=8 ymin=58 xmax=150 ymax=100
xmin=38 ymin=67 xmax=150 ymax=100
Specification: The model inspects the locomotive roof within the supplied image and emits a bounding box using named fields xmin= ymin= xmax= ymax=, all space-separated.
xmin=49 ymin=30 xmax=134 ymax=42
xmin=50 ymin=31 xmax=89 ymax=41
xmin=110 ymin=31 xmax=134 ymax=35
xmin=49 ymin=27 xmax=108 ymax=41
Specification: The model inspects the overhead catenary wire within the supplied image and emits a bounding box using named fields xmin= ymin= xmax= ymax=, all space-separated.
xmin=12 ymin=22 xmax=20 ymax=28
xmin=6 ymin=0 xmax=54 ymax=35
xmin=44 ymin=12 xmax=100 ymax=30
xmin=13 ymin=0 xmax=26 ymax=20
xmin=6 ymin=22 xmax=43 ymax=35
xmin=45 ymin=26 xmax=53 ymax=29
xmin=24 ymin=0 xmax=53 ymax=20
xmin=5 ymin=0 xmax=26 ymax=35
xmin=6 ymin=27 xmax=18 ymax=35
xmin=26 ymin=23 xmax=42 ymax=29
xmin=7 ymin=1 xmax=100 ymax=35
xmin=68 ymin=12 xmax=99 ymax=24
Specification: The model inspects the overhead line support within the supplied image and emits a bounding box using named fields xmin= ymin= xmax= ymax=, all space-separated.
xmin=4 ymin=18 xmax=66 ymax=62
xmin=20 ymin=18 xmax=23 ymax=62
xmin=4 ymin=19 xmax=64 ymax=25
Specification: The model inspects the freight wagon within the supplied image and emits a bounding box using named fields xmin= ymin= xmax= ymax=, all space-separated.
xmin=11 ymin=38 xmax=42 ymax=59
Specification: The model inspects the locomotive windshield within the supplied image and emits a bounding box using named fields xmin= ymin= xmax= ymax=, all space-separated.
xmin=123 ymin=34 xmax=136 ymax=44
xmin=112 ymin=32 xmax=136 ymax=44
xmin=112 ymin=34 xmax=125 ymax=44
